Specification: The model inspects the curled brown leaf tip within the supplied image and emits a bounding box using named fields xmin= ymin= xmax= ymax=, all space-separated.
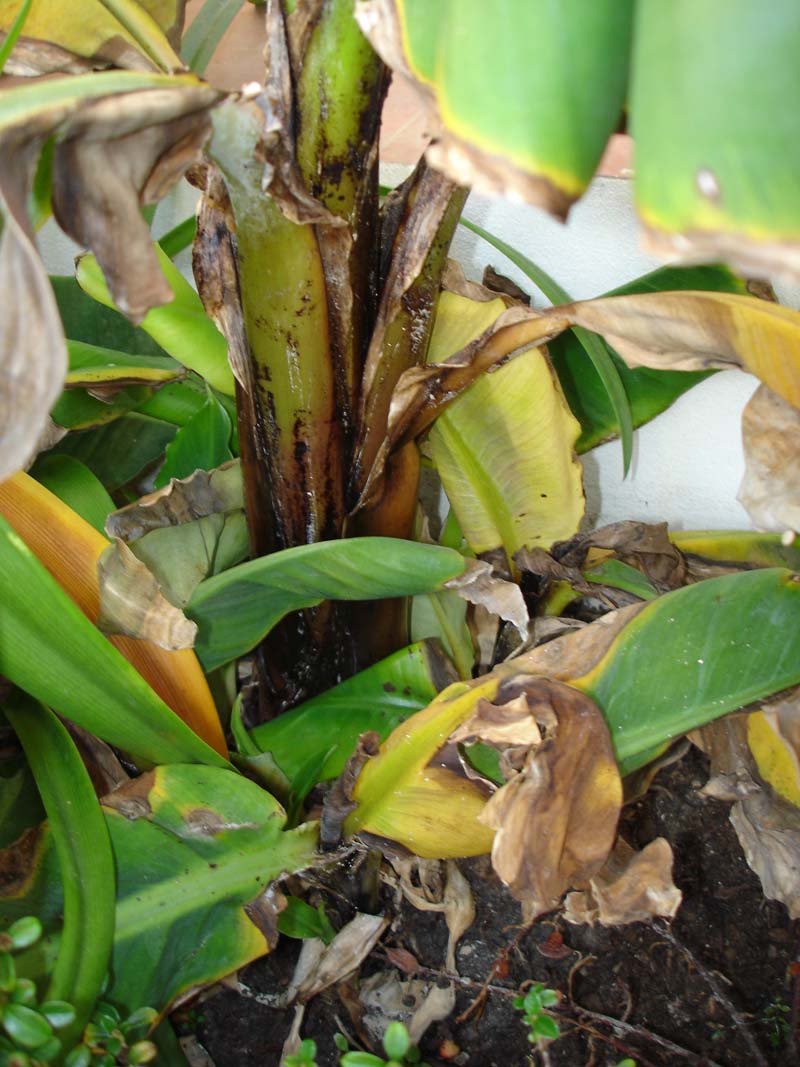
xmin=553 ymin=520 xmax=687 ymax=592
xmin=475 ymin=677 xmax=622 ymax=917
xmin=563 ymin=837 xmax=681 ymax=926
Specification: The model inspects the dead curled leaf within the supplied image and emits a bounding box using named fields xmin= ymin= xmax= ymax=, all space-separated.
xmin=474 ymin=676 xmax=622 ymax=916
xmin=53 ymin=87 xmax=220 ymax=322
xmin=106 ymin=461 xmax=243 ymax=541
xmin=386 ymin=858 xmax=475 ymax=974
xmin=0 ymin=149 xmax=67 ymax=483
xmin=562 ymin=837 xmax=681 ymax=926
xmin=288 ymin=912 xmax=389 ymax=1003
xmin=97 ymin=538 xmax=198 ymax=650
xmin=729 ymin=790 xmax=800 ymax=919
xmin=553 ymin=520 xmax=687 ymax=592
xmin=563 ymin=290 xmax=800 ymax=410
xmin=738 ymin=384 xmax=800 ymax=532
xmin=443 ymin=558 xmax=528 ymax=635
xmin=359 ymin=971 xmax=456 ymax=1047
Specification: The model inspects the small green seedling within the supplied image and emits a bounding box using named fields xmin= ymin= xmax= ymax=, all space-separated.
xmin=285 ymin=1038 xmax=320 ymax=1067
xmin=763 ymin=997 xmax=790 ymax=1049
xmin=339 ymin=1021 xmax=428 ymax=1066
xmin=0 ymin=913 xmax=158 ymax=1067
xmin=514 ymin=984 xmax=561 ymax=1048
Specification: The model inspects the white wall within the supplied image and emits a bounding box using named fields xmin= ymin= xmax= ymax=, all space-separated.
xmin=39 ymin=171 xmax=800 ymax=533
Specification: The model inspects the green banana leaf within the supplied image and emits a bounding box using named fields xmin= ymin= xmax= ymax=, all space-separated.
xmin=584 ymin=559 xmax=658 ymax=601
xmin=51 ymin=414 xmax=178 ymax=490
xmin=153 ymin=392 xmax=233 ymax=489
xmin=0 ymin=513 xmax=228 ymax=769
xmin=371 ymin=0 xmax=632 ymax=211
xmin=51 ymin=277 xmax=168 ymax=359
xmin=2 ymin=765 xmax=318 ymax=1018
xmin=243 ymin=640 xmax=456 ymax=794
xmin=181 ymin=0 xmax=244 ymax=74
xmin=548 ymin=264 xmax=750 ymax=451
xmin=410 ymin=590 xmax=474 ymax=680
xmin=573 ymin=568 xmax=800 ymax=775
xmin=65 ymin=340 xmax=181 ymax=389
xmin=4 ymin=694 xmax=115 ymax=1050
xmin=631 ymin=1 xmax=800 ymax=270
xmin=76 ymin=248 xmax=235 ymax=397
xmin=30 ymin=455 xmax=115 ymax=534
xmin=186 ymin=538 xmax=471 ymax=671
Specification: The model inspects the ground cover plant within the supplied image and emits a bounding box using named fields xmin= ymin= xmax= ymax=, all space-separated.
xmin=0 ymin=1 xmax=799 ymax=1064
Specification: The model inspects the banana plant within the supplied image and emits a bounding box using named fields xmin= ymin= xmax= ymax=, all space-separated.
xmin=2 ymin=0 xmax=800 ymax=1043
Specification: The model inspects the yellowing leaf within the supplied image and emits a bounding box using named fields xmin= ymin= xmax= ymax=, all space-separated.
xmin=0 ymin=0 xmax=184 ymax=75
xmin=346 ymin=675 xmax=499 ymax=858
xmin=0 ymin=471 xmax=227 ymax=756
xmin=428 ymin=291 xmax=584 ymax=561
xmin=563 ymin=291 xmax=800 ymax=410
xmin=748 ymin=709 xmax=800 ymax=808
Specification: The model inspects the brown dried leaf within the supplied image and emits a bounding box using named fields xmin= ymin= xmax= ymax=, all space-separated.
xmin=384 ymin=946 xmax=419 ymax=976
xmin=554 ymin=521 xmax=687 ymax=592
xmin=564 ymin=291 xmax=800 ymax=410
xmin=291 ymin=912 xmax=389 ymax=1003
xmin=257 ymin=7 xmax=345 ymax=226
xmin=193 ymin=166 xmax=252 ymax=392
xmin=738 ymin=384 xmax=800 ymax=532
xmin=97 ymin=538 xmax=198 ymax=649
xmin=320 ymin=732 xmax=381 ymax=850
xmin=106 ymin=461 xmax=243 ymax=540
xmin=53 ymin=88 xmax=220 ymax=322
xmin=359 ymin=971 xmax=455 ymax=1046
xmin=443 ymin=558 xmax=528 ymax=635
xmin=730 ymin=790 xmax=800 ymax=918
xmin=0 ymin=148 xmax=67 ymax=482
xmin=562 ymin=838 xmax=681 ymax=926
xmin=478 ymin=677 xmax=622 ymax=916
xmin=386 ymin=857 xmax=474 ymax=974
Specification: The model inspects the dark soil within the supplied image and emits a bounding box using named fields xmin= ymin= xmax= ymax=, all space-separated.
xmin=185 ymin=748 xmax=799 ymax=1067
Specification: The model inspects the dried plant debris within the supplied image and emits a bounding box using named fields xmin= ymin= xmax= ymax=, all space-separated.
xmin=553 ymin=520 xmax=687 ymax=592
xmin=287 ymin=912 xmax=389 ymax=1004
xmin=359 ymin=971 xmax=455 ymax=1046
xmin=472 ymin=677 xmax=622 ymax=917
xmin=738 ymin=383 xmax=800 ymax=533
xmin=563 ymin=837 xmax=681 ymax=926
xmin=386 ymin=858 xmax=475 ymax=973
xmin=97 ymin=538 xmax=198 ymax=650
xmin=695 ymin=715 xmax=800 ymax=917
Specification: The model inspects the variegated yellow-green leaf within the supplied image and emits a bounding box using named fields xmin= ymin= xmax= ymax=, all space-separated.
xmin=76 ymin=246 xmax=234 ymax=396
xmin=631 ymin=1 xmax=800 ymax=278
xmin=244 ymin=640 xmax=455 ymax=798
xmin=1 ymin=765 xmax=317 ymax=1017
xmin=356 ymin=0 xmax=633 ymax=212
xmin=349 ymin=568 xmax=800 ymax=856
xmin=427 ymin=291 xmax=584 ymax=563
xmin=670 ymin=530 xmax=800 ymax=571
xmin=0 ymin=0 xmax=184 ymax=74
xmin=747 ymin=710 xmax=800 ymax=808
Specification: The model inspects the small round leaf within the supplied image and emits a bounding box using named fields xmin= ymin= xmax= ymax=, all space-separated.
xmin=383 ymin=1022 xmax=411 ymax=1061
xmin=39 ymin=1002 xmax=77 ymax=1030
xmin=1 ymin=1004 xmax=53 ymax=1050
xmin=63 ymin=1044 xmax=92 ymax=1067
xmin=7 ymin=918 xmax=42 ymax=952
